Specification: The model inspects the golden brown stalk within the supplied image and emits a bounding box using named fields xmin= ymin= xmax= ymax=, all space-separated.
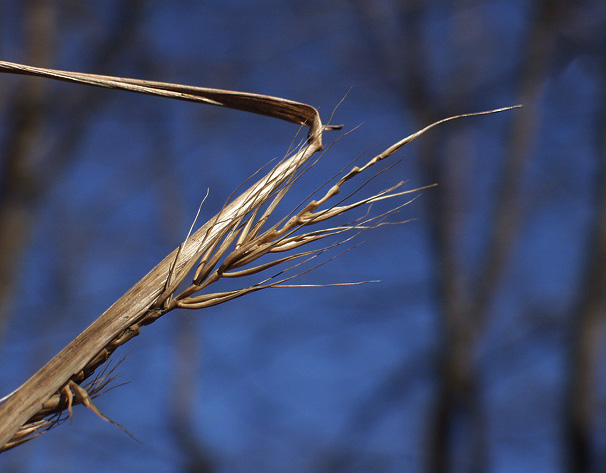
xmin=0 ymin=60 xmax=520 ymax=451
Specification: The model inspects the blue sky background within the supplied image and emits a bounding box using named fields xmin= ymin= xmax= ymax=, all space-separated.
xmin=0 ymin=1 xmax=605 ymax=472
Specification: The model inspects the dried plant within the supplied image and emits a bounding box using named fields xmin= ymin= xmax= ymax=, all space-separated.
xmin=0 ymin=60 xmax=519 ymax=451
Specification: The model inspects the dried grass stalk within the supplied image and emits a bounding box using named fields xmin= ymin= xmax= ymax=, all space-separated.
xmin=0 ymin=60 xmax=520 ymax=451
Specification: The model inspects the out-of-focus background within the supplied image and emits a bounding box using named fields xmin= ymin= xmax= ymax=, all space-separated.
xmin=0 ymin=1 xmax=604 ymax=472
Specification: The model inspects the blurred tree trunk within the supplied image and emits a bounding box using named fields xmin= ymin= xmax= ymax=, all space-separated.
xmin=563 ymin=66 xmax=606 ymax=473
xmin=0 ymin=1 xmax=145 ymax=340
xmin=171 ymin=313 xmax=216 ymax=473
xmin=421 ymin=2 xmax=559 ymax=471
xmin=0 ymin=0 xmax=55 ymax=338
xmin=146 ymin=111 xmax=216 ymax=473
xmin=350 ymin=1 xmax=560 ymax=471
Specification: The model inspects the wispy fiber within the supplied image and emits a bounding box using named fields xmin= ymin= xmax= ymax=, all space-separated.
xmin=0 ymin=60 xmax=519 ymax=450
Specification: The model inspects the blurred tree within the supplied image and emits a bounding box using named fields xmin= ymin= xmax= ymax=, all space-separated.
xmin=346 ymin=1 xmax=604 ymax=472
xmin=0 ymin=0 xmax=56 ymax=339
xmin=1 ymin=1 xmax=605 ymax=472
xmin=0 ymin=0 xmax=146 ymax=337
xmin=563 ymin=66 xmax=606 ymax=473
